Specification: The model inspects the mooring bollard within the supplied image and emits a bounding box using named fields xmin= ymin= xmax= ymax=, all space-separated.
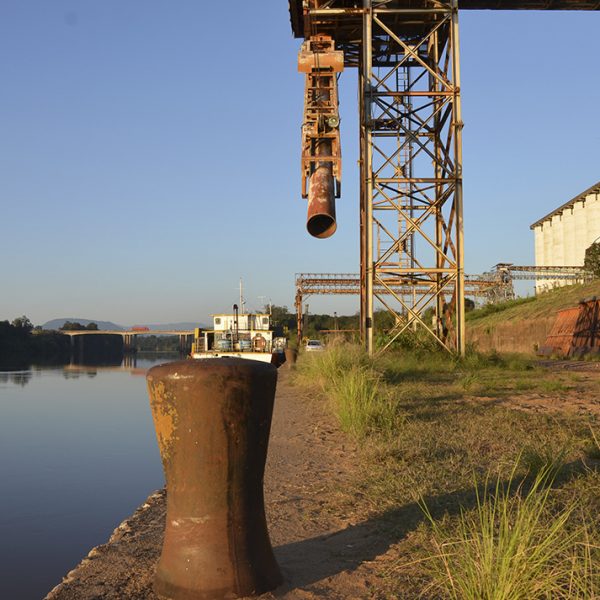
xmin=146 ymin=358 xmax=282 ymax=600
xmin=284 ymin=348 xmax=297 ymax=368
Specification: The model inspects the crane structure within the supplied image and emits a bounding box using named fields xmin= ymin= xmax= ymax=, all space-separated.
xmin=294 ymin=264 xmax=590 ymax=342
xmin=290 ymin=0 xmax=599 ymax=356
xmin=294 ymin=271 xmax=508 ymax=342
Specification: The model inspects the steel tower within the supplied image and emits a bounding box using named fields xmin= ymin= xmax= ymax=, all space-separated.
xmin=290 ymin=0 xmax=600 ymax=356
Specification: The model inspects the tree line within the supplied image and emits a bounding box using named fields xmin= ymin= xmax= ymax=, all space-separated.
xmin=60 ymin=321 xmax=99 ymax=331
xmin=0 ymin=316 xmax=70 ymax=368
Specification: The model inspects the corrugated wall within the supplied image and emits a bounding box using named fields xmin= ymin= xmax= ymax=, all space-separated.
xmin=539 ymin=299 xmax=600 ymax=357
xmin=533 ymin=191 xmax=600 ymax=292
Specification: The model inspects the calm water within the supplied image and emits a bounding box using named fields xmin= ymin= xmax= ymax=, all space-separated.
xmin=0 ymin=354 xmax=174 ymax=599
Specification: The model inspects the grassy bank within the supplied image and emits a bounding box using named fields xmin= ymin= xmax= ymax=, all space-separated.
xmin=467 ymin=281 xmax=600 ymax=326
xmin=466 ymin=281 xmax=600 ymax=353
xmin=294 ymin=344 xmax=600 ymax=598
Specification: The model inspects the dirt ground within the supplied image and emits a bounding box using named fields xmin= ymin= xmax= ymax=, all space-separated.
xmin=477 ymin=361 xmax=600 ymax=417
xmin=45 ymin=369 xmax=394 ymax=600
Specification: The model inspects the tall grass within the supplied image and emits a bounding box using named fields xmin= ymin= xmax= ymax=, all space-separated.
xmin=296 ymin=343 xmax=402 ymax=439
xmin=331 ymin=365 xmax=394 ymax=439
xmin=294 ymin=343 xmax=366 ymax=395
xmin=586 ymin=425 xmax=600 ymax=460
xmin=421 ymin=464 xmax=595 ymax=600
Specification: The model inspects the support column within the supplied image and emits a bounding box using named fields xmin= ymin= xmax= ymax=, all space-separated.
xmin=452 ymin=0 xmax=465 ymax=355
xmin=361 ymin=0 xmax=374 ymax=356
xmin=359 ymin=0 xmax=464 ymax=354
xmin=295 ymin=290 xmax=303 ymax=344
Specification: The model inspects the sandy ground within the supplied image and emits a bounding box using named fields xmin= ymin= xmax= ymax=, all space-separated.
xmin=45 ymin=369 xmax=391 ymax=600
xmin=475 ymin=361 xmax=600 ymax=417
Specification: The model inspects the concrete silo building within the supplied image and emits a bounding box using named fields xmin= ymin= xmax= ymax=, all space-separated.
xmin=530 ymin=181 xmax=600 ymax=292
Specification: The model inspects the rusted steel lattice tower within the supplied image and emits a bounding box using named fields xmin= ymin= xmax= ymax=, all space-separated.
xmin=290 ymin=0 xmax=600 ymax=356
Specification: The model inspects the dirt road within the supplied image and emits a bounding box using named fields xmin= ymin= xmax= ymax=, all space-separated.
xmin=46 ymin=370 xmax=392 ymax=600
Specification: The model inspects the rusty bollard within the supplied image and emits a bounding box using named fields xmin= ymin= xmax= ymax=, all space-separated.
xmin=284 ymin=348 xmax=297 ymax=368
xmin=146 ymin=358 xmax=282 ymax=600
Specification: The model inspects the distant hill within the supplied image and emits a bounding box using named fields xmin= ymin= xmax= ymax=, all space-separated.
xmin=42 ymin=319 xmax=208 ymax=331
xmin=43 ymin=318 xmax=124 ymax=331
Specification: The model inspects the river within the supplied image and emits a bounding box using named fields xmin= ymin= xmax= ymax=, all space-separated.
xmin=0 ymin=354 xmax=174 ymax=599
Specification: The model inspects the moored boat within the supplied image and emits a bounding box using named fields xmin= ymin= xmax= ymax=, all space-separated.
xmin=190 ymin=304 xmax=286 ymax=364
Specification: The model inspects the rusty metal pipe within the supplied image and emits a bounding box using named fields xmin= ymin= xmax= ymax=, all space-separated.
xmin=146 ymin=358 xmax=282 ymax=599
xmin=307 ymin=139 xmax=337 ymax=239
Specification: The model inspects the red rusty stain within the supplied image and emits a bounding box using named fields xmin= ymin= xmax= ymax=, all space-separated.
xmin=539 ymin=298 xmax=600 ymax=357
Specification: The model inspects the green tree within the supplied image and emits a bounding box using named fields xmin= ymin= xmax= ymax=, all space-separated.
xmin=266 ymin=305 xmax=292 ymax=323
xmin=11 ymin=315 xmax=33 ymax=332
xmin=61 ymin=321 xmax=85 ymax=331
xmin=584 ymin=242 xmax=600 ymax=278
xmin=86 ymin=322 xmax=99 ymax=330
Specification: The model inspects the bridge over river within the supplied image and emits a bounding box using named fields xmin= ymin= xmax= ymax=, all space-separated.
xmin=59 ymin=329 xmax=196 ymax=352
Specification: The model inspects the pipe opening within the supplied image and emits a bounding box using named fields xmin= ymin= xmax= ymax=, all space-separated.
xmin=307 ymin=214 xmax=337 ymax=239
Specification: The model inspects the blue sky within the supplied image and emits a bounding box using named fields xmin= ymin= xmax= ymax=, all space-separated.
xmin=1 ymin=2 xmax=598 ymax=325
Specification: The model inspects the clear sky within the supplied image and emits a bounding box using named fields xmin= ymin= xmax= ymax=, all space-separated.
xmin=1 ymin=2 xmax=598 ymax=326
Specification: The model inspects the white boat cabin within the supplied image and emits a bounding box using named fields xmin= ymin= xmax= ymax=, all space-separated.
xmin=213 ymin=313 xmax=271 ymax=333
xmin=191 ymin=312 xmax=274 ymax=356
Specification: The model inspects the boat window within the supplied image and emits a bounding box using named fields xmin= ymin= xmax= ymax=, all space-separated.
xmin=262 ymin=317 xmax=269 ymax=325
xmin=215 ymin=318 xmax=221 ymax=325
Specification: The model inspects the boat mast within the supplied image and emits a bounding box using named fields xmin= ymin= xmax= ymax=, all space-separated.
xmin=239 ymin=278 xmax=246 ymax=315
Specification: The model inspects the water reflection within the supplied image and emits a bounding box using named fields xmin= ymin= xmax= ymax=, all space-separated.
xmin=0 ymin=353 xmax=178 ymax=599
xmin=0 ymin=371 xmax=33 ymax=387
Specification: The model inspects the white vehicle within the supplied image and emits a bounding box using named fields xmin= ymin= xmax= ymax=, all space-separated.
xmin=305 ymin=339 xmax=324 ymax=352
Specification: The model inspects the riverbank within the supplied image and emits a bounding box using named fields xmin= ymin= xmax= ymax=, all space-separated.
xmin=0 ymin=326 xmax=125 ymax=370
xmin=0 ymin=327 xmax=71 ymax=369
xmin=46 ymin=368 xmax=390 ymax=599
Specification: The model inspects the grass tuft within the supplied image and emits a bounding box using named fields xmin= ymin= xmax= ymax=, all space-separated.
xmin=421 ymin=464 xmax=589 ymax=600
xmin=331 ymin=365 xmax=397 ymax=439
xmin=296 ymin=344 xmax=402 ymax=440
xmin=584 ymin=425 xmax=600 ymax=461
xmin=520 ymin=445 xmax=568 ymax=477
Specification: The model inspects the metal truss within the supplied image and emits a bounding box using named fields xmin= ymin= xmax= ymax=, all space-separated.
xmin=295 ymin=271 xmax=511 ymax=340
xmin=297 ymin=272 xmax=499 ymax=297
xmin=360 ymin=1 xmax=464 ymax=355
xmin=493 ymin=263 xmax=590 ymax=281
xmin=293 ymin=263 xmax=592 ymax=340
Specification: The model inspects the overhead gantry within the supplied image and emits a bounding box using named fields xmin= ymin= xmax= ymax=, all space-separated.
xmin=294 ymin=271 xmax=512 ymax=343
xmin=290 ymin=0 xmax=599 ymax=356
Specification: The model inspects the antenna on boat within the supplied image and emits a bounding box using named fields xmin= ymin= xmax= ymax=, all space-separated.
xmin=239 ymin=278 xmax=246 ymax=315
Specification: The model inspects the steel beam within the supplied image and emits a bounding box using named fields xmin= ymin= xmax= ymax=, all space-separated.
xmin=289 ymin=0 xmax=600 ymax=42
